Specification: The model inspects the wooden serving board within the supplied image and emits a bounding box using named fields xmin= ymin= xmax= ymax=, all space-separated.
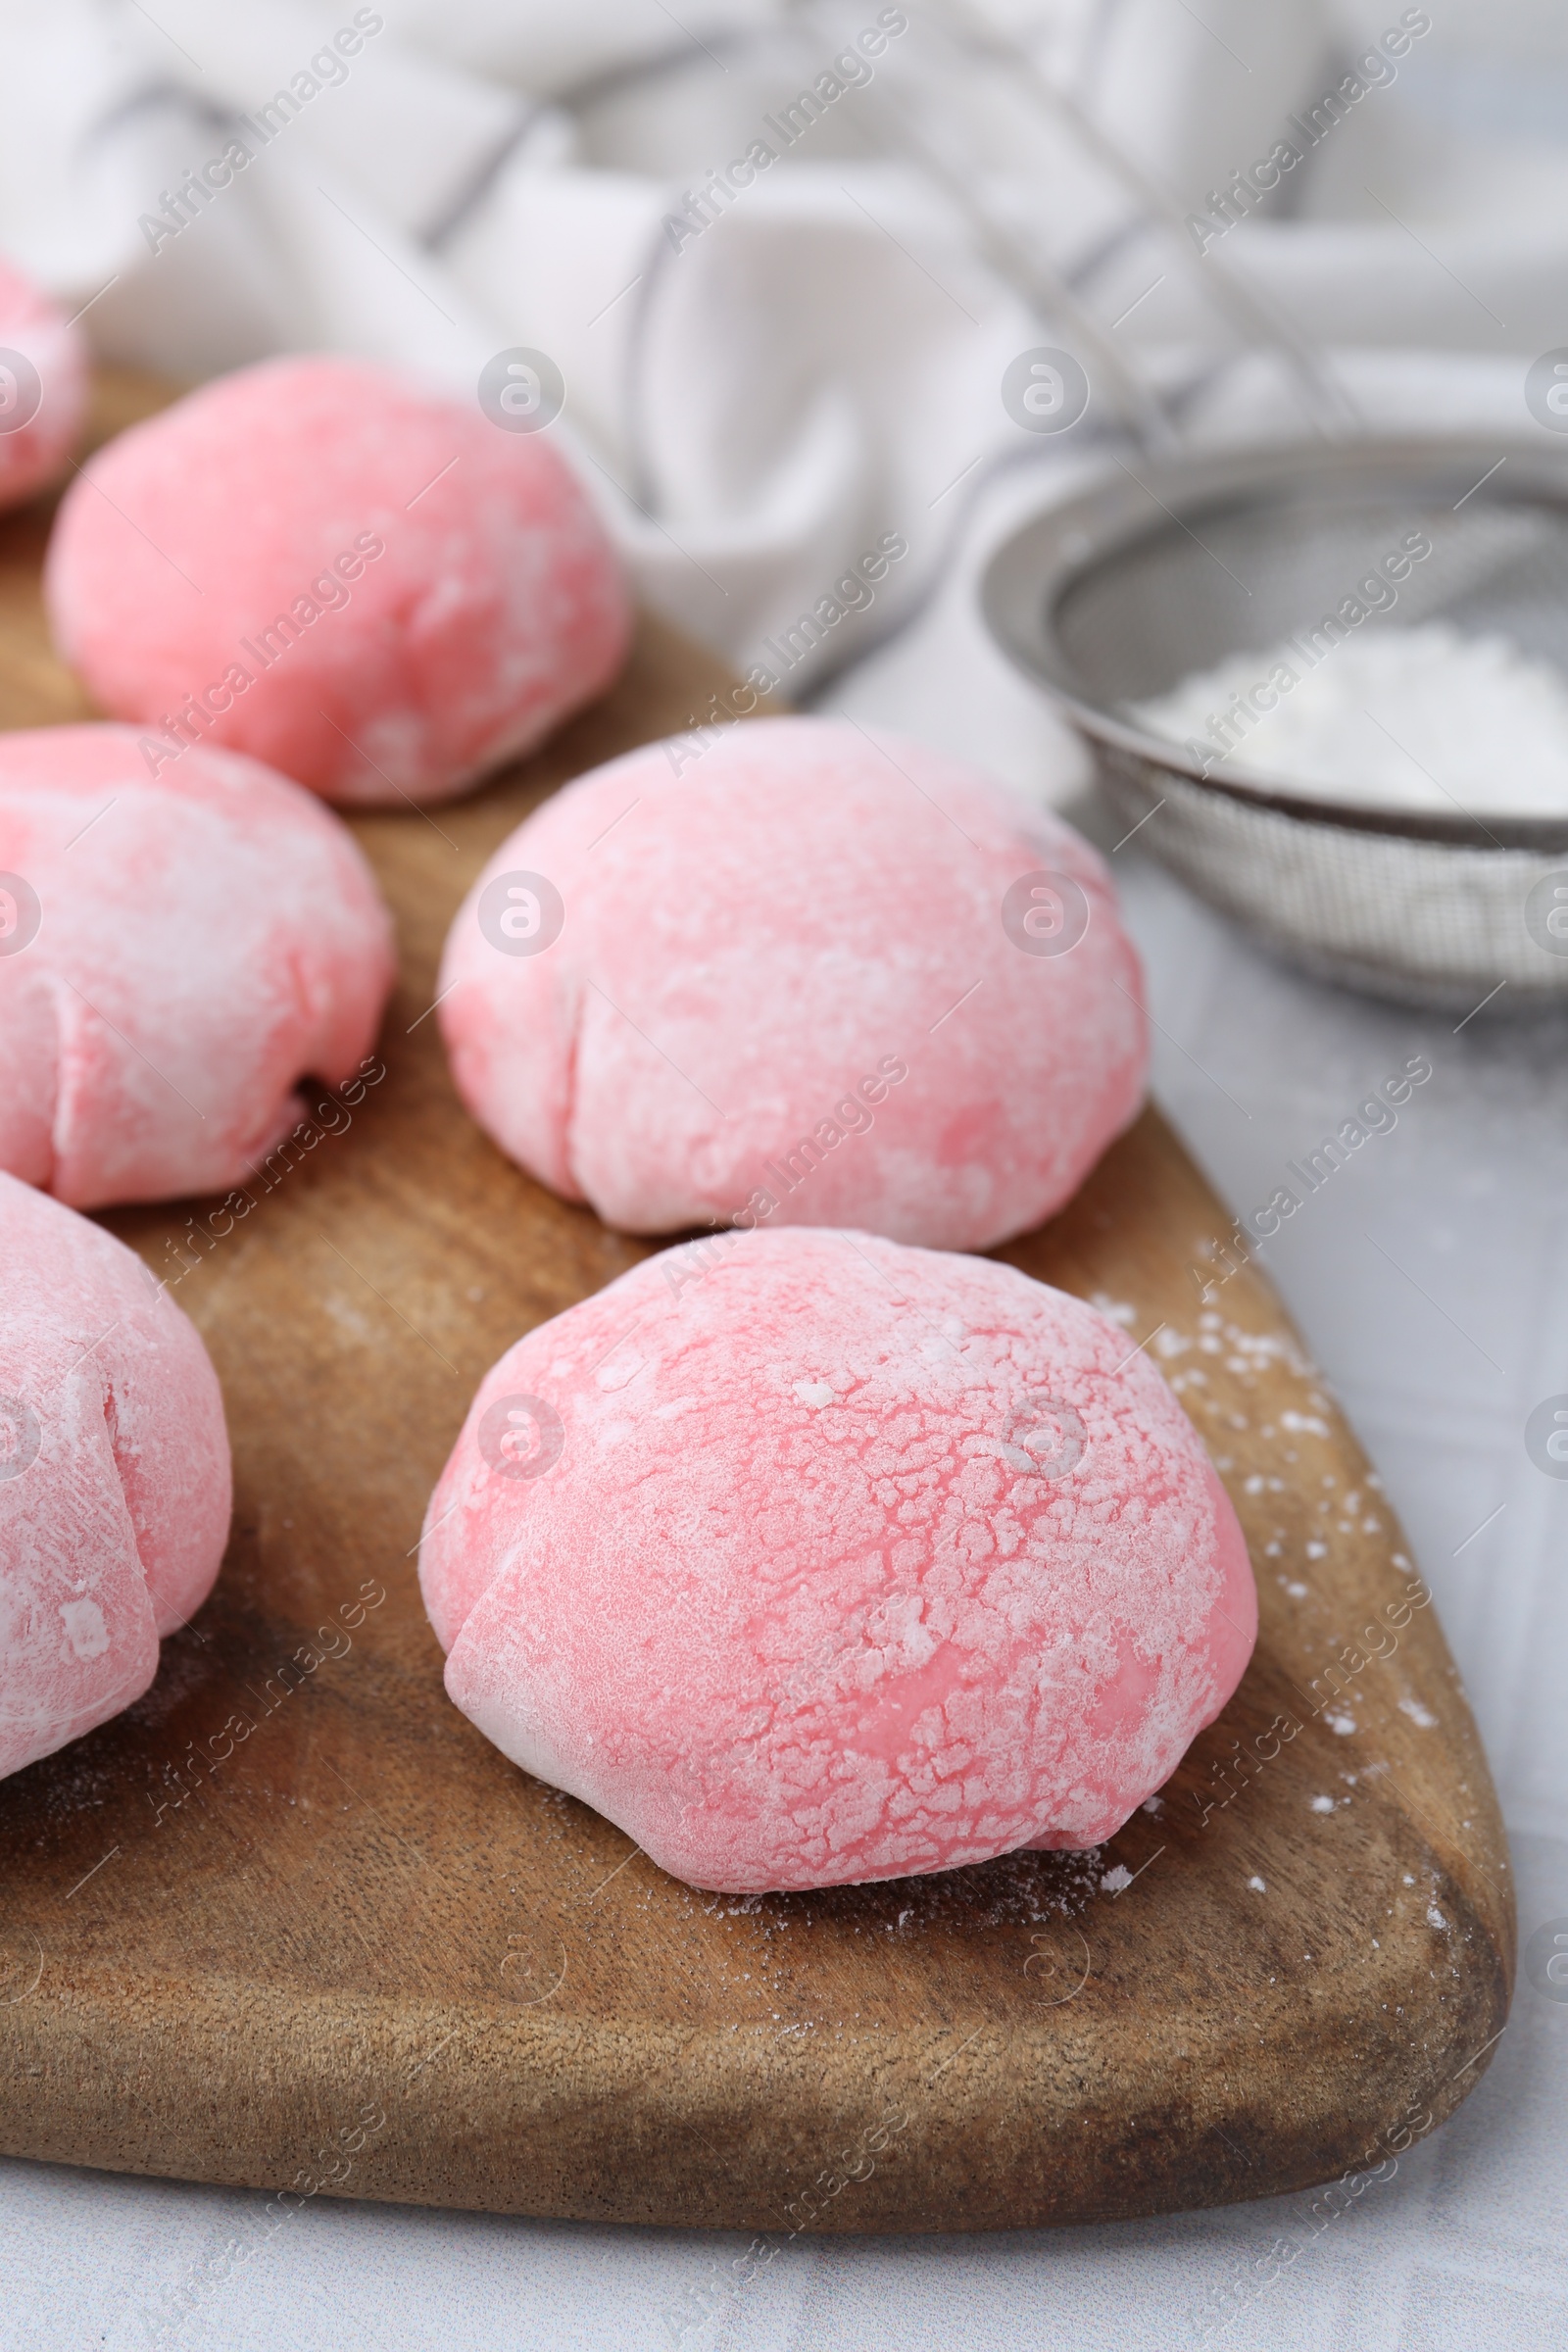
xmin=0 ymin=376 xmax=1511 ymax=2240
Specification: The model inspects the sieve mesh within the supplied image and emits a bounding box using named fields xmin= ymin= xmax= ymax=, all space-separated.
xmin=982 ymin=440 xmax=1568 ymax=1013
xmin=1092 ymin=746 xmax=1560 ymax=1011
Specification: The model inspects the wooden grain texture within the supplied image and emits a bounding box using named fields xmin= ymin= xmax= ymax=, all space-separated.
xmin=0 ymin=376 xmax=1513 ymax=2246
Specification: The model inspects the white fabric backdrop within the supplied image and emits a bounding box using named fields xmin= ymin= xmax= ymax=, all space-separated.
xmin=1 ymin=1 xmax=1566 ymax=2343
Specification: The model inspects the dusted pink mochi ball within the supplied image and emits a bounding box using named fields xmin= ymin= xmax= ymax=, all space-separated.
xmin=438 ymin=717 xmax=1148 ymax=1250
xmin=43 ymin=355 xmax=632 ymax=806
xmin=419 ymin=1227 xmax=1256 ymax=1893
xmin=0 ymin=725 xmax=394 ymax=1208
xmin=0 ymin=254 xmax=87 ymax=512
xmin=0 ymin=1171 xmax=230 ymax=1781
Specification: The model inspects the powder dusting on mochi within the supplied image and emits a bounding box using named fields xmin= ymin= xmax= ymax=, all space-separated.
xmin=0 ymin=725 xmax=394 ymax=1208
xmin=0 ymin=1173 xmax=230 ymax=1781
xmin=437 ymin=715 xmax=1149 ymax=1251
xmin=419 ymin=1228 xmax=1256 ymax=1894
xmin=43 ymin=355 xmax=632 ymax=806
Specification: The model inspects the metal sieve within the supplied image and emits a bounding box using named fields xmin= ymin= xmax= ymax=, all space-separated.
xmin=981 ymin=437 xmax=1568 ymax=1014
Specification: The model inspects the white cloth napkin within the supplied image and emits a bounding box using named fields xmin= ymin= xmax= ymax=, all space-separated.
xmin=6 ymin=0 xmax=1568 ymax=780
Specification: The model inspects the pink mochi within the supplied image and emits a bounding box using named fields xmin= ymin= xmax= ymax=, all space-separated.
xmin=0 ymin=254 xmax=86 ymax=513
xmin=43 ymin=355 xmax=633 ymax=806
xmin=419 ymin=1228 xmax=1256 ymax=1893
xmin=0 ymin=725 xmax=394 ymax=1209
xmin=438 ymin=717 xmax=1149 ymax=1250
xmin=0 ymin=1171 xmax=230 ymax=1782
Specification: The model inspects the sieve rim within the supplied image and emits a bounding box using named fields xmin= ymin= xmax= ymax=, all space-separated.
xmin=980 ymin=433 xmax=1568 ymax=854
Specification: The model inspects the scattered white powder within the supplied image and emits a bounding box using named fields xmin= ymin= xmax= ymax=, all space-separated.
xmin=1133 ymin=622 xmax=1568 ymax=814
xmin=1089 ymin=1293 xmax=1139 ymax=1329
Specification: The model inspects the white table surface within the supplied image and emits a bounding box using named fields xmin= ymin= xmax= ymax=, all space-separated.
xmin=3 ymin=847 xmax=1566 ymax=2352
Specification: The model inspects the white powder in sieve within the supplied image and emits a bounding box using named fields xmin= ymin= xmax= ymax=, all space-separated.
xmin=1132 ymin=621 xmax=1568 ymax=815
